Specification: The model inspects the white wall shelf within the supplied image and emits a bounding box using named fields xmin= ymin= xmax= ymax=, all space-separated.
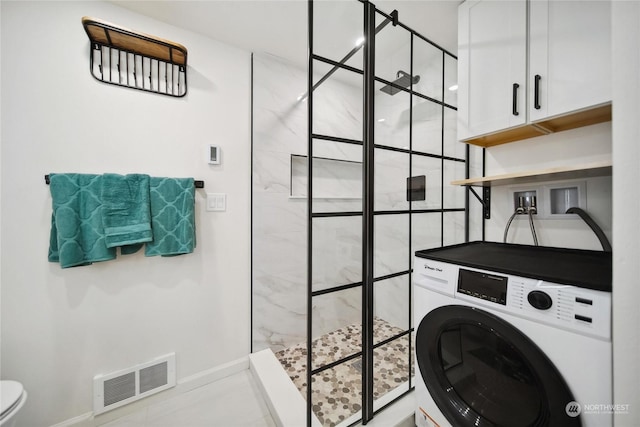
xmin=452 ymin=160 xmax=612 ymax=187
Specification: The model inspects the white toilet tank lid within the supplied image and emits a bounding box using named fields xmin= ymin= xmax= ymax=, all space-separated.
xmin=0 ymin=381 xmax=24 ymax=415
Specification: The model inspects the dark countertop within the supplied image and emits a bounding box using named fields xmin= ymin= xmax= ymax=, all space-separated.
xmin=415 ymin=241 xmax=612 ymax=292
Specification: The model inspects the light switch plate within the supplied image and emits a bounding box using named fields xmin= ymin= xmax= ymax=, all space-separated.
xmin=206 ymin=193 xmax=226 ymax=212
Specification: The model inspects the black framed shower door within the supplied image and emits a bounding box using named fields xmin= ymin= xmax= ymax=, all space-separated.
xmin=306 ymin=1 xmax=468 ymax=425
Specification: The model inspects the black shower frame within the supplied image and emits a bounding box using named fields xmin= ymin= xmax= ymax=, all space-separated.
xmin=306 ymin=1 xmax=485 ymax=425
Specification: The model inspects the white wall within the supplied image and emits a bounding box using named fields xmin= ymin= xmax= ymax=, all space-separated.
xmin=0 ymin=2 xmax=251 ymax=425
xmin=612 ymin=2 xmax=640 ymax=425
xmin=483 ymin=122 xmax=612 ymax=250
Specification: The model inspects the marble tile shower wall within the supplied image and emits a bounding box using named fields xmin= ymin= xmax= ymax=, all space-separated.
xmin=252 ymin=52 xmax=470 ymax=353
xmin=253 ymin=52 xmax=365 ymax=352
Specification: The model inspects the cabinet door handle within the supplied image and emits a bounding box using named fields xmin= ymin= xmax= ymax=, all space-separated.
xmin=512 ymin=83 xmax=520 ymax=116
xmin=534 ymin=74 xmax=541 ymax=110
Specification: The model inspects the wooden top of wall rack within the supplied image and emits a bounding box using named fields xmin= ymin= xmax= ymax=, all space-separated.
xmin=81 ymin=16 xmax=187 ymax=67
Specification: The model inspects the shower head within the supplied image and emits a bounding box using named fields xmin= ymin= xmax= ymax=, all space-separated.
xmin=380 ymin=70 xmax=420 ymax=95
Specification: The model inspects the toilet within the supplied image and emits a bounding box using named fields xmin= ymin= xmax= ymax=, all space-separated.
xmin=0 ymin=381 xmax=27 ymax=427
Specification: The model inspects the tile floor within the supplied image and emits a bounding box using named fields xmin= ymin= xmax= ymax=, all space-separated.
xmin=275 ymin=318 xmax=414 ymax=427
xmin=95 ymin=319 xmax=413 ymax=427
xmin=97 ymin=370 xmax=275 ymax=427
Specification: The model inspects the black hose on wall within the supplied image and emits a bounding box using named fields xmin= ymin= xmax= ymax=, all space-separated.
xmin=566 ymin=207 xmax=612 ymax=252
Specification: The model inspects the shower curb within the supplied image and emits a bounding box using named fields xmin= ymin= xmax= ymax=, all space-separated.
xmin=249 ymin=349 xmax=322 ymax=427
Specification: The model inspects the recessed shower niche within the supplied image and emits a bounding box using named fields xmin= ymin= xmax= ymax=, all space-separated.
xmin=290 ymin=154 xmax=363 ymax=199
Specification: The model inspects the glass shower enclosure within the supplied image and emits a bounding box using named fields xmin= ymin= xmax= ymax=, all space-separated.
xmin=252 ymin=1 xmax=482 ymax=425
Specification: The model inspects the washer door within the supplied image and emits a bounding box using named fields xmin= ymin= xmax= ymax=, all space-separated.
xmin=416 ymin=305 xmax=581 ymax=427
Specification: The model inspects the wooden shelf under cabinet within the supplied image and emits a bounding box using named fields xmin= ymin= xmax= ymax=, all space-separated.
xmin=463 ymin=104 xmax=612 ymax=148
xmin=452 ymin=160 xmax=612 ymax=187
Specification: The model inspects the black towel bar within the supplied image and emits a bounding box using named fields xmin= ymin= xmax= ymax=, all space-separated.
xmin=44 ymin=175 xmax=204 ymax=188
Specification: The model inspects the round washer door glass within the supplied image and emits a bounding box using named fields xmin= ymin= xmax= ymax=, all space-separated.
xmin=416 ymin=305 xmax=581 ymax=427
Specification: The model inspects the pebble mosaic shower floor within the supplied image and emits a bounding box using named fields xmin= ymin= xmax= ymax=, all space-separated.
xmin=274 ymin=318 xmax=414 ymax=427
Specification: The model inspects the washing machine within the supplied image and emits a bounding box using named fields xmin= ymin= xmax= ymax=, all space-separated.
xmin=412 ymin=242 xmax=612 ymax=427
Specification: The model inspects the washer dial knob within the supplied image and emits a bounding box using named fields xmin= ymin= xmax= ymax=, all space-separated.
xmin=527 ymin=290 xmax=553 ymax=310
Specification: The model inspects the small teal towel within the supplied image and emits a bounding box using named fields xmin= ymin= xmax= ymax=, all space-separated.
xmin=145 ymin=177 xmax=196 ymax=257
xmin=48 ymin=173 xmax=117 ymax=268
xmin=101 ymin=173 xmax=152 ymax=251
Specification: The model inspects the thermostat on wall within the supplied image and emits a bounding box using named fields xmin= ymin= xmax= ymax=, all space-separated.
xmin=208 ymin=145 xmax=221 ymax=165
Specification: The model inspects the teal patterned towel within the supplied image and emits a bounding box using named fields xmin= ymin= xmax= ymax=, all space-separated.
xmin=48 ymin=174 xmax=117 ymax=268
xmin=101 ymin=173 xmax=152 ymax=250
xmin=145 ymin=177 xmax=196 ymax=257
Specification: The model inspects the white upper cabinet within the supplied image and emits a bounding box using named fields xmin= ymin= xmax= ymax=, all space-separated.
xmin=528 ymin=0 xmax=611 ymax=122
xmin=458 ymin=0 xmax=612 ymax=147
xmin=458 ymin=0 xmax=527 ymax=142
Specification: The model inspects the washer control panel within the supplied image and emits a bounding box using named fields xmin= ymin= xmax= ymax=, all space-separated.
xmin=413 ymin=256 xmax=611 ymax=341
xmin=457 ymin=268 xmax=508 ymax=305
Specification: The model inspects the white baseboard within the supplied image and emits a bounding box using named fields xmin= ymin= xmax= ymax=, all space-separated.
xmin=49 ymin=412 xmax=94 ymax=427
xmin=178 ymin=356 xmax=249 ymax=390
xmin=49 ymin=356 xmax=249 ymax=427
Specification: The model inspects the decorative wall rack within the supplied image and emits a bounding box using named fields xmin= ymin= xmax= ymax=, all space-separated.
xmin=81 ymin=16 xmax=188 ymax=97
